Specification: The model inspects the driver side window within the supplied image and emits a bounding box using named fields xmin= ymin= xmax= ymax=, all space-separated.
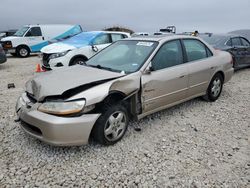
xmin=25 ymin=27 xmax=42 ymax=37
xmin=151 ymin=40 xmax=183 ymax=71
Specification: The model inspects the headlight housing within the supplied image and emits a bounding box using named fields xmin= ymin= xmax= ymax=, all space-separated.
xmin=49 ymin=51 xmax=69 ymax=59
xmin=38 ymin=100 xmax=86 ymax=115
xmin=3 ymin=41 xmax=12 ymax=48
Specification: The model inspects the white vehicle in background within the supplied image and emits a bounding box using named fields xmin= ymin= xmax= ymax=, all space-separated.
xmin=40 ymin=31 xmax=130 ymax=70
xmin=0 ymin=24 xmax=82 ymax=57
xmin=131 ymin=32 xmax=150 ymax=37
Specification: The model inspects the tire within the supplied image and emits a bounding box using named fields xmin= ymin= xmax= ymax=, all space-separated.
xmin=203 ymin=73 xmax=224 ymax=102
xmin=16 ymin=46 xmax=30 ymax=58
xmin=10 ymin=53 xmax=18 ymax=57
xmin=69 ymin=57 xmax=87 ymax=66
xmin=91 ymin=102 xmax=129 ymax=145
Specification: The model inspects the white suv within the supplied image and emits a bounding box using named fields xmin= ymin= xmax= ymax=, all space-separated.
xmin=41 ymin=31 xmax=130 ymax=70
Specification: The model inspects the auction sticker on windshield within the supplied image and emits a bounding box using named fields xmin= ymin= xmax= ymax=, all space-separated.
xmin=136 ymin=42 xmax=154 ymax=46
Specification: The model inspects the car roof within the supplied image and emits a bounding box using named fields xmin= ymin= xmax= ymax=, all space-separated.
xmin=24 ymin=24 xmax=77 ymax=27
xmin=103 ymin=31 xmax=130 ymax=35
xmin=123 ymin=34 xmax=201 ymax=42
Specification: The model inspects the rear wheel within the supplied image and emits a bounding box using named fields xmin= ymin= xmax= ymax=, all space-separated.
xmin=91 ymin=102 xmax=129 ymax=145
xmin=203 ymin=73 xmax=224 ymax=102
xmin=17 ymin=46 xmax=30 ymax=58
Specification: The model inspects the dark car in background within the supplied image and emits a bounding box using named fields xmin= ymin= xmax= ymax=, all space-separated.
xmin=200 ymin=34 xmax=250 ymax=70
xmin=0 ymin=29 xmax=17 ymax=40
xmin=0 ymin=44 xmax=7 ymax=64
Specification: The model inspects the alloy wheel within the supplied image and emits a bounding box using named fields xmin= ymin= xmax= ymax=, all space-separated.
xmin=211 ymin=78 xmax=221 ymax=98
xmin=104 ymin=111 xmax=127 ymax=142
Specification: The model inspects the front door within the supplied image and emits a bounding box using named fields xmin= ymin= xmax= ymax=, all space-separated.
xmin=25 ymin=27 xmax=44 ymax=52
xmin=141 ymin=40 xmax=188 ymax=114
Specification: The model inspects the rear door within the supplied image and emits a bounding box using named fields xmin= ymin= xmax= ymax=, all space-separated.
xmin=141 ymin=40 xmax=188 ymax=113
xmin=24 ymin=27 xmax=44 ymax=52
xmin=230 ymin=37 xmax=245 ymax=66
xmin=182 ymin=39 xmax=214 ymax=98
xmin=240 ymin=37 xmax=250 ymax=66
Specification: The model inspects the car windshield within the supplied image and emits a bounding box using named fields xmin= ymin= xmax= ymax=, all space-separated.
xmin=86 ymin=40 xmax=158 ymax=74
xmin=13 ymin=27 xmax=30 ymax=37
xmin=200 ymin=35 xmax=228 ymax=46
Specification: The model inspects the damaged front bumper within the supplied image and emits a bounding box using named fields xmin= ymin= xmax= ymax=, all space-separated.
xmin=16 ymin=93 xmax=100 ymax=146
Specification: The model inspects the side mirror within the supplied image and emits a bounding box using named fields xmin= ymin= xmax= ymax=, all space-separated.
xmin=144 ymin=65 xmax=154 ymax=74
xmin=92 ymin=45 xmax=98 ymax=52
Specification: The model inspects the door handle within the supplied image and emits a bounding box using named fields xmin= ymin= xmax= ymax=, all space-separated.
xmin=179 ymin=75 xmax=185 ymax=78
xmin=42 ymin=37 xmax=45 ymax=40
xmin=210 ymin=67 xmax=215 ymax=69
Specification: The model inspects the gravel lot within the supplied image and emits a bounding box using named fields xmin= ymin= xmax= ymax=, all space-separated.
xmin=0 ymin=56 xmax=249 ymax=187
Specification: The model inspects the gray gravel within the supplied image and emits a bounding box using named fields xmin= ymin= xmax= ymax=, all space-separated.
xmin=0 ymin=56 xmax=249 ymax=187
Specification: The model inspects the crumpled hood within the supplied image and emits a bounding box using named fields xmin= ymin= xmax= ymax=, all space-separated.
xmin=41 ymin=42 xmax=76 ymax=54
xmin=26 ymin=65 xmax=123 ymax=101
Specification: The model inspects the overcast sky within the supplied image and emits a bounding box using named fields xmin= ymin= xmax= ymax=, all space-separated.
xmin=0 ymin=0 xmax=249 ymax=33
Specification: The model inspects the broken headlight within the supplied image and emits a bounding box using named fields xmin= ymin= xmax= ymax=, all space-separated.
xmin=49 ymin=51 xmax=69 ymax=59
xmin=38 ymin=100 xmax=86 ymax=115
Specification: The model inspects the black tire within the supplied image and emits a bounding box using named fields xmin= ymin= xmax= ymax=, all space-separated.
xmin=10 ymin=53 xmax=18 ymax=57
xmin=203 ymin=73 xmax=224 ymax=102
xmin=16 ymin=46 xmax=30 ymax=58
xmin=69 ymin=57 xmax=87 ymax=66
xmin=91 ymin=102 xmax=129 ymax=145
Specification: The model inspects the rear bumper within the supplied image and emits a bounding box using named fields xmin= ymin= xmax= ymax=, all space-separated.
xmin=16 ymin=94 xmax=100 ymax=146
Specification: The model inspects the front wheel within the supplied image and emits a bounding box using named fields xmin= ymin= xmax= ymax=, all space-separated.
xmin=203 ymin=73 xmax=224 ymax=102
xmin=69 ymin=57 xmax=87 ymax=66
xmin=17 ymin=46 xmax=30 ymax=58
xmin=91 ymin=103 xmax=129 ymax=145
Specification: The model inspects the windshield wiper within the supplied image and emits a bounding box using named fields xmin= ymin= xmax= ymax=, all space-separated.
xmin=88 ymin=64 xmax=120 ymax=72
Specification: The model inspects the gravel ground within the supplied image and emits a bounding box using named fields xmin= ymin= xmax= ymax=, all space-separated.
xmin=0 ymin=56 xmax=249 ymax=187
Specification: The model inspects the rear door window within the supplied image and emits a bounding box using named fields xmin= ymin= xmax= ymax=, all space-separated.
xmin=231 ymin=37 xmax=242 ymax=46
xmin=151 ymin=40 xmax=183 ymax=71
xmin=240 ymin=38 xmax=250 ymax=47
xmin=111 ymin=34 xmax=124 ymax=42
xmin=183 ymin=39 xmax=211 ymax=62
xmin=93 ymin=34 xmax=111 ymax=45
